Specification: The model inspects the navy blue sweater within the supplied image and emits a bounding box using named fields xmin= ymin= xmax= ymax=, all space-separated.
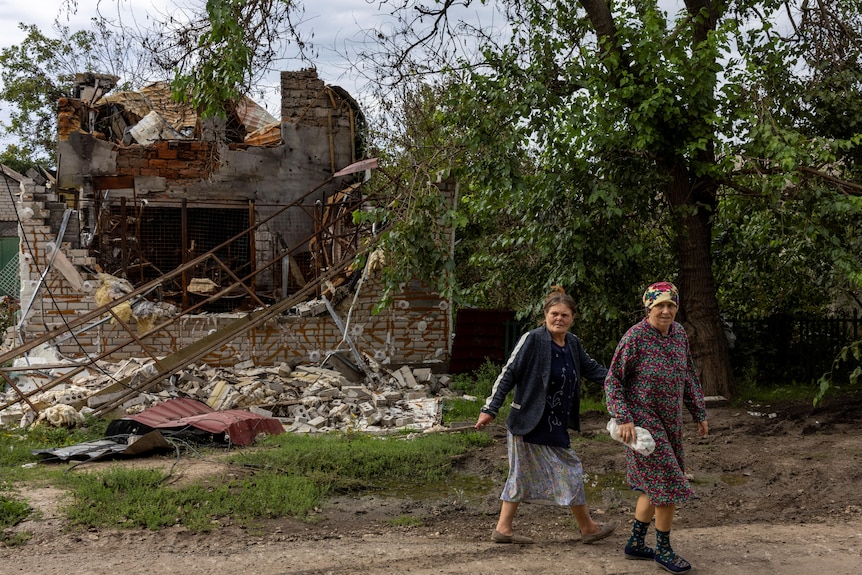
xmin=480 ymin=326 xmax=608 ymax=434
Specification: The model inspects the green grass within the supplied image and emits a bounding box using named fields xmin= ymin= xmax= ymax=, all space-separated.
xmin=731 ymin=381 xmax=820 ymax=405
xmin=0 ymin=492 xmax=32 ymax=545
xmin=0 ymin=426 xmax=494 ymax=534
xmin=388 ymin=514 xmax=423 ymax=527
xmin=59 ymin=466 xmax=327 ymax=532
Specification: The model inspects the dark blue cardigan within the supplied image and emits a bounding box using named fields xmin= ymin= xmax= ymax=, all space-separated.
xmin=480 ymin=326 xmax=608 ymax=434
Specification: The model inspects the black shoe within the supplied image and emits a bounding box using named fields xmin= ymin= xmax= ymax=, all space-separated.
xmin=655 ymin=553 xmax=692 ymax=574
xmin=624 ymin=544 xmax=655 ymax=560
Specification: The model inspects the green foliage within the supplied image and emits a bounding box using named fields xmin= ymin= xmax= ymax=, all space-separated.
xmin=731 ymin=381 xmax=819 ymax=406
xmin=714 ymin=185 xmax=862 ymax=316
xmin=0 ymin=23 xmax=92 ymax=166
xmin=355 ymin=82 xmax=468 ymax=310
xmin=0 ymin=14 xmax=151 ymax=168
xmin=0 ymin=415 xmax=109 ymax=475
xmin=815 ymin=340 xmax=862 ymax=407
xmin=444 ymin=361 xmax=506 ymax=423
xmin=167 ymin=0 xmax=306 ymax=119
xmin=363 ymin=2 xmax=861 ymax=401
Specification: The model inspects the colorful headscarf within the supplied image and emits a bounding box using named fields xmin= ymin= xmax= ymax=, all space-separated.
xmin=642 ymin=281 xmax=680 ymax=312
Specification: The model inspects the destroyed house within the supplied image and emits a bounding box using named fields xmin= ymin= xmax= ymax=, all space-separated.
xmin=4 ymin=69 xmax=455 ymax=415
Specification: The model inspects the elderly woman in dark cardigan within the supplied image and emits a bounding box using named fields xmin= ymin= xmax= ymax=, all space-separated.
xmin=474 ymin=286 xmax=618 ymax=545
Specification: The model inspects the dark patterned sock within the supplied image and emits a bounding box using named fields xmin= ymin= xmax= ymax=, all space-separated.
xmin=626 ymin=519 xmax=651 ymax=550
xmin=655 ymin=528 xmax=674 ymax=560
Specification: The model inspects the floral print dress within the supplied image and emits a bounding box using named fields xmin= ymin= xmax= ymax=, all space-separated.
xmin=604 ymin=318 xmax=708 ymax=506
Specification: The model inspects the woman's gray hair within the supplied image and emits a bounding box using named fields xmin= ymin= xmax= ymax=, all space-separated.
xmin=543 ymin=285 xmax=577 ymax=315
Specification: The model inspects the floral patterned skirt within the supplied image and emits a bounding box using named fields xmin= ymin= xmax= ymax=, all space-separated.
xmin=500 ymin=432 xmax=587 ymax=506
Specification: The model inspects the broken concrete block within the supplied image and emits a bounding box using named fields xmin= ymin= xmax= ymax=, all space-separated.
xmin=366 ymin=411 xmax=383 ymax=426
xmin=207 ymin=380 xmax=240 ymax=410
xmin=277 ymin=363 xmax=293 ymax=377
xmin=234 ymin=359 xmax=255 ymax=370
xmin=288 ymin=422 xmax=316 ymax=434
xmin=395 ymin=416 xmax=415 ymax=427
xmin=120 ymin=394 xmax=148 ymax=410
xmin=328 ymin=403 xmax=350 ymax=419
xmin=324 ymin=352 xmax=364 ymax=383
xmin=308 ymin=416 xmax=327 ymax=429
xmin=298 ymin=365 xmax=351 ymax=387
xmin=316 ymin=387 xmax=342 ymax=400
xmin=412 ymin=368 xmax=433 ymax=383
xmin=87 ymin=390 xmax=126 ymax=409
xmin=266 ymin=380 xmax=284 ymax=394
xmin=288 ymin=372 xmax=317 ymax=388
xmin=178 ymin=371 xmax=206 ymax=388
xmin=248 ymin=405 xmax=274 ymax=418
xmin=403 ymin=390 xmax=428 ymax=400
xmin=358 ymin=402 xmax=376 ymax=417
xmin=342 ymin=386 xmax=373 ymax=400
xmin=0 ymin=406 xmax=23 ymax=427
xmin=393 ymin=365 xmax=418 ymax=388
xmin=290 ymin=404 xmax=310 ymax=423
xmin=382 ymin=390 xmax=402 ymax=403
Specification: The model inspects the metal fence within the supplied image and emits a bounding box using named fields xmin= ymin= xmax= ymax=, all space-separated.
xmin=728 ymin=310 xmax=861 ymax=385
xmin=0 ymin=252 xmax=18 ymax=298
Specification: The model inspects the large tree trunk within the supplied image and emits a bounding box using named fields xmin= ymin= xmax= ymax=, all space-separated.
xmin=666 ymin=163 xmax=736 ymax=398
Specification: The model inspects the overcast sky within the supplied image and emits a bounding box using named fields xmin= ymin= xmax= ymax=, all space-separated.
xmin=0 ymin=1 xmax=786 ymax=151
xmin=0 ymin=0 xmax=386 ymax=103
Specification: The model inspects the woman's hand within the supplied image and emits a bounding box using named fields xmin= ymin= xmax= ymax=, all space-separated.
xmin=618 ymin=421 xmax=636 ymax=444
xmin=696 ymin=420 xmax=709 ymax=437
xmin=475 ymin=412 xmax=494 ymax=430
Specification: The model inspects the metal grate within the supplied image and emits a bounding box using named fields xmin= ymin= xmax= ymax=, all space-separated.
xmin=94 ymin=200 xmax=250 ymax=309
xmin=0 ymin=252 xmax=19 ymax=298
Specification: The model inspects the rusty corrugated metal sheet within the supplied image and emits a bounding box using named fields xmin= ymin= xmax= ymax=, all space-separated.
xmin=119 ymin=398 xmax=284 ymax=446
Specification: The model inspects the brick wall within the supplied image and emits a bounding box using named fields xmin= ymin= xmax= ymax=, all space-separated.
xmin=114 ymin=141 xmax=217 ymax=180
xmin=0 ymin=175 xmax=19 ymax=223
xmin=13 ymin=177 xmax=451 ymax=369
xmin=281 ymin=70 xmax=355 ymax=130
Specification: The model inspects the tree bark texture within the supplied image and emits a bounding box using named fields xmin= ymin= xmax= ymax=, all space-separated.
xmin=666 ymin=163 xmax=736 ymax=398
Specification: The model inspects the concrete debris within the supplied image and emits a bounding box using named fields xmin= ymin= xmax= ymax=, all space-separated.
xmin=1 ymin=357 xmax=464 ymax=436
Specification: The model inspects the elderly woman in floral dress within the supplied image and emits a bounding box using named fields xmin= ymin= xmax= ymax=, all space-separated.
xmin=604 ymin=282 xmax=709 ymax=574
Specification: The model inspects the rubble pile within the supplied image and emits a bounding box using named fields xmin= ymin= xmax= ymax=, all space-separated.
xmin=1 ymin=356 xmax=464 ymax=435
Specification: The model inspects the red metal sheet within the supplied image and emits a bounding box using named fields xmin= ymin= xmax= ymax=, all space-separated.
xmin=123 ymin=398 xmax=284 ymax=446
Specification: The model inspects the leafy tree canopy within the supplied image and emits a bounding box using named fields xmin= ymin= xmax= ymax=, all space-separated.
xmin=0 ymin=23 xmax=103 ymax=167
xmin=356 ymin=0 xmax=862 ymax=395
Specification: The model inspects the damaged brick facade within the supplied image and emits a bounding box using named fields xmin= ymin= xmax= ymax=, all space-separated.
xmin=9 ymin=70 xmax=454 ymax=371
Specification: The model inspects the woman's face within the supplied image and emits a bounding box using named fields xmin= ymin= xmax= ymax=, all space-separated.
xmin=544 ymin=302 xmax=574 ymax=339
xmin=647 ymin=301 xmax=678 ymax=334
